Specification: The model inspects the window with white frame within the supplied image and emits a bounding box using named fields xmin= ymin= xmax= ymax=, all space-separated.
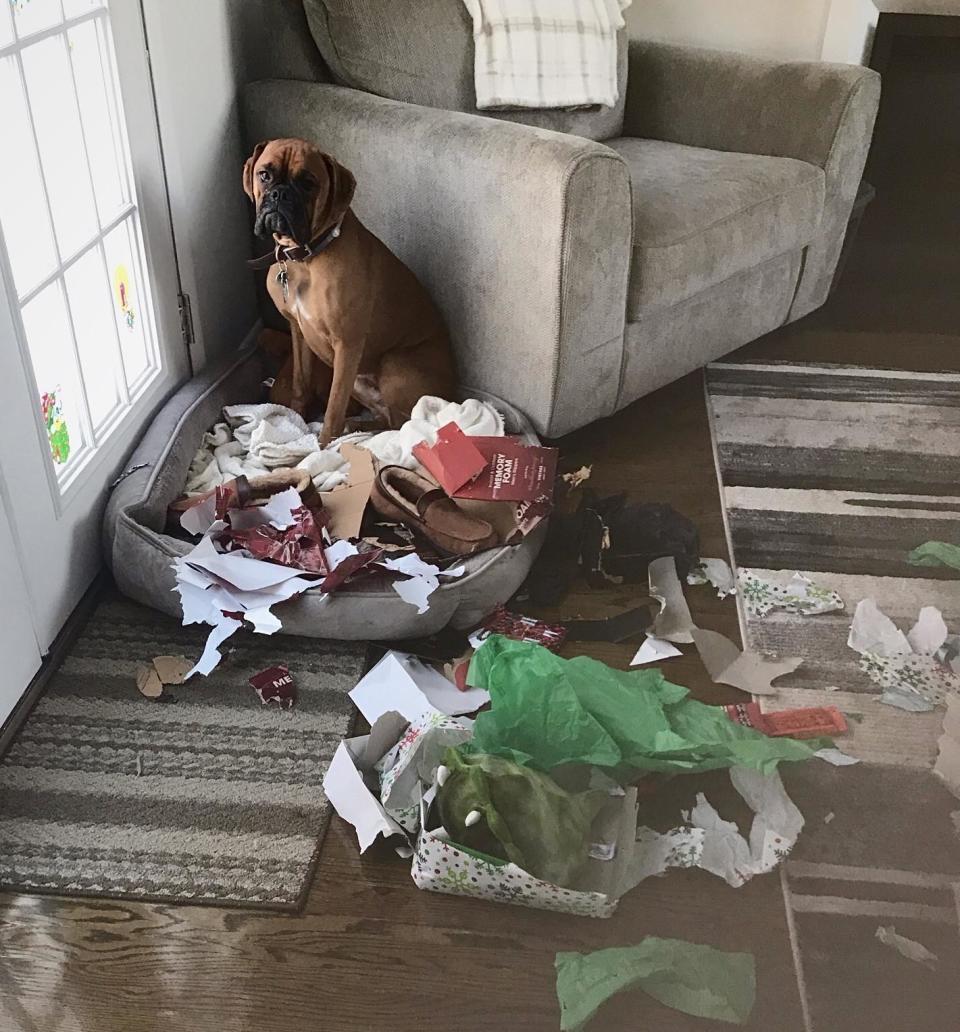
xmin=0 ymin=0 xmax=162 ymax=487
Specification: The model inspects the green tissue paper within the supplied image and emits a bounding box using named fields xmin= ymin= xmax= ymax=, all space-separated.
xmin=467 ymin=636 xmax=824 ymax=777
xmin=907 ymin=541 xmax=960 ymax=572
xmin=555 ymin=938 xmax=756 ymax=1030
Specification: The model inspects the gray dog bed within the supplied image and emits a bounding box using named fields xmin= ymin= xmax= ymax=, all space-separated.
xmin=103 ymin=348 xmax=547 ymax=640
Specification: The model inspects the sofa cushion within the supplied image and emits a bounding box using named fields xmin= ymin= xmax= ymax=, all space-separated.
xmin=607 ymin=138 xmax=825 ymax=316
xmin=301 ymin=0 xmax=627 ymax=141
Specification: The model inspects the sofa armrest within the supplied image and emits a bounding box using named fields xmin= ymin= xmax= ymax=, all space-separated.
xmin=242 ymin=81 xmax=632 ymax=438
xmin=624 ymin=40 xmax=880 ymax=197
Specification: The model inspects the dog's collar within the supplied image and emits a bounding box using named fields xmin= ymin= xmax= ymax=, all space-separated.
xmin=247 ymin=213 xmax=346 ymax=270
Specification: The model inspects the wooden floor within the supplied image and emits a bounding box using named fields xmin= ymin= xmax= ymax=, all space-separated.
xmin=2 ymin=28 xmax=959 ymax=1032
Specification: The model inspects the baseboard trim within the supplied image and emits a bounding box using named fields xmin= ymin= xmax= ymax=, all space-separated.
xmin=0 ymin=572 xmax=108 ymax=759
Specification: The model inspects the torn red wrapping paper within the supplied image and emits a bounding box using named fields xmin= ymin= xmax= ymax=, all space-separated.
xmin=724 ymin=702 xmax=848 ymax=739
xmin=480 ymin=606 xmax=567 ymax=652
xmin=412 ymin=423 xmax=488 ymax=495
xmin=320 ymin=548 xmax=385 ymax=594
xmin=226 ymin=505 xmax=329 ymax=574
xmin=421 ymin=435 xmax=557 ymax=502
xmin=249 ymin=665 xmax=296 ymax=708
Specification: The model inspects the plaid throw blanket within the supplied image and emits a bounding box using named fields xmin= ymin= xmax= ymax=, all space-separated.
xmin=462 ymin=0 xmax=631 ymax=110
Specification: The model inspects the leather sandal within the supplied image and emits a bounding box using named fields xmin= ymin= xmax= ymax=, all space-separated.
xmin=370 ymin=466 xmax=499 ymax=557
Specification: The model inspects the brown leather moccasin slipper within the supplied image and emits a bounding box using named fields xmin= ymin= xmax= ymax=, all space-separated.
xmin=371 ymin=466 xmax=499 ymax=557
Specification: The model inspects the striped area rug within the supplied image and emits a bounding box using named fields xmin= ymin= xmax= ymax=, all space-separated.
xmin=706 ymin=361 xmax=960 ymax=765
xmin=706 ymin=361 xmax=960 ymax=1028
xmin=0 ymin=593 xmax=365 ymax=911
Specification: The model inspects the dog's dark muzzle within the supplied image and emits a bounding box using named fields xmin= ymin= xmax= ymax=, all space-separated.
xmin=254 ymin=184 xmax=308 ymax=241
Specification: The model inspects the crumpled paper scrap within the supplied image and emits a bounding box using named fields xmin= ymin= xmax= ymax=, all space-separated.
xmin=555 ymin=938 xmax=755 ymax=1031
xmin=848 ymin=598 xmax=960 ymax=710
xmin=739 ymin=570 xmax=844 ymax=618
xmin=687 ymin=557 xmax=736 ymax=598
xmin=686 ymin=766 xmax=804 ymax=888
xmin=875 ymin=925 xmax=939 ymax=969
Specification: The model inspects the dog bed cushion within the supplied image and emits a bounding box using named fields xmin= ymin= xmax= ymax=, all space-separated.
xmin=103 ymin=348 xmax=546 ymax=640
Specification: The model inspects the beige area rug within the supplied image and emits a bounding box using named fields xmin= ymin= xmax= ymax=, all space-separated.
xmin=0 ymin=592 xmax=365 ymax=911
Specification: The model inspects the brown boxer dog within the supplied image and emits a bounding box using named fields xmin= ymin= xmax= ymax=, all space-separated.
xmin=243 ymin=138 xmax=457 ymax=446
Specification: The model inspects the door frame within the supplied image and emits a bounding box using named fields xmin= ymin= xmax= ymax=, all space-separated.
xmin=0 ymin=0 xmax=190 ymax=650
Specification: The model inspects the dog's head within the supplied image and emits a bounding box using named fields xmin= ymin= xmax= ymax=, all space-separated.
xmin=242 ymin=138 xmax=356 ymax=247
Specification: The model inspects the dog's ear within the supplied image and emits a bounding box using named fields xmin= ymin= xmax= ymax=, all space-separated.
xmin=319 ymin=153 xmax=356 ymax=227
xmin=242 ymin=141 xmax=268 ymax=201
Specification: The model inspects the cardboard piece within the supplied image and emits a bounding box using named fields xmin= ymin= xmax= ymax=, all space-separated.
xmin=724 ymin=701 xmax=848 ymax=739
xmin=693 ymin=627 xmax=802 ymax=696
xmin=411 ymin=787 xmax=640 ymax=919
xmin=319 ymin=443 xmax=375 ymax=540
xmin=151 ymin=656 xmax=193 ymax=686
xmin=447 ymin=436 xmax=558 ymax=502
xmin=649 ymin=556 xmax=695 ymax=644
xmin=411 ymin=422 xmax=487 ymax=494
xmin=136 ymin=665 xmax=164 ymax=699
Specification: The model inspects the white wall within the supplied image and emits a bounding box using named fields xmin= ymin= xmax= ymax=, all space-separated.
xmin=626 ymin=0 xmax=878 ymax=64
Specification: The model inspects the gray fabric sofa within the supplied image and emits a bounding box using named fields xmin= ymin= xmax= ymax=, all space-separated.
xmin=242 ymin=1 xmax=880 ymax=438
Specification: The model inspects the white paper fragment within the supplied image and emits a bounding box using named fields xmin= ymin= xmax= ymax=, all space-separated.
xmin=630 ymin=635 xmax=683 ymax=667
xmin=875 ymin=926 xmax=939 ymax=969
xmin=688 ymin=558 xmax=736 ymax=598
xmin=186 ymin=616 xmax=243 ymax=678
xmin=688 ymin=767 xmax=803 ymax=888
xmin=739 ymin=570 xmax=844 ymax=618
xmin=349 ymin=652 xmax=489 ymax=724
xmin=323 ymin=737 xmax=407 ymax=852
xmin=179 ymin=494 xmax=219 ymax=536
xmin=648 ymin=556 xmax=695 ymax=644
xmin=324 ymin=539 xmax=360 ymax=570
xmin=380 ymin=554 xmax=465 ymax=613
xmin=243 ymin=606 xmax=282 ymax=635
xmin=824 ymin=812 xmax=835 ymax=824
xmin=848 ymin=599 xmax=912 ymax=657
xmin=907 ymin=606 xmax=949 ymax=656
xmin=259 ymin=486 xmax=305 ymax=529
xmin=692 ymin=627 xmax=801 ymax=696
xmin=815 ymin=747 xmax=860 ymax=766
